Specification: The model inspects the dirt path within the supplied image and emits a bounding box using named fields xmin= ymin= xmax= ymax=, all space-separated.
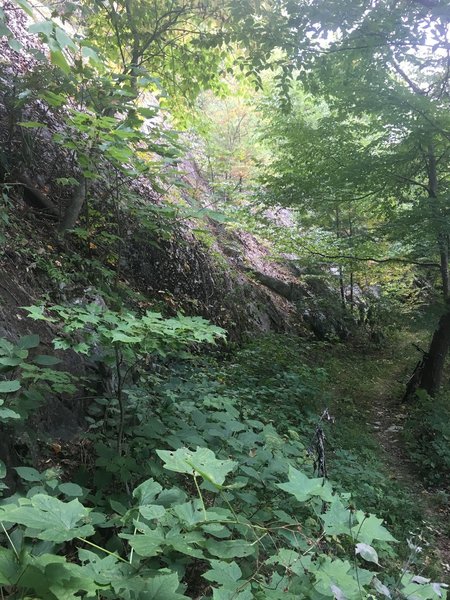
xmin=322 ymin=335 xmax=450 ymax=581
xmin=371 ymin=393 xmax=450 ymax=580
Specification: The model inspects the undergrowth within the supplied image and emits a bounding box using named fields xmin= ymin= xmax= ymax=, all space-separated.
xmin=0 ymin=309 xmax=447 ymax=598
xmin=404 ymin=392 xmax=450 ymax=489
xmin=224 ymin=335 xmax=428 ymax=547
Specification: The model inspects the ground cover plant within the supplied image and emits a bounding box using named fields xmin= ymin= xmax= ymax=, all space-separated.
xmin=0 ymin=318 xmax=448 ymax=598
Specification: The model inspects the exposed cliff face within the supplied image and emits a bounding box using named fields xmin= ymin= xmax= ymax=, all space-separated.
xmin=122 ymin=225 xmax=295 ymax=337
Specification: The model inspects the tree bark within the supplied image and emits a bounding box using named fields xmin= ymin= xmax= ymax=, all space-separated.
xmin=16 ymin=174 xmax=59 ymax=216
xmin=58 ymin=176 xmax=87 ymax=233
xmin=404 ymin=141 xmax=450 ymax=398
xmin=438 ymin=233 xmax=449 ymax=300
xmin=349 ymin=217 xmax=354 ymax=311
xmin=418 ymin=304 xmax=450 ymax=396
xmin=428 ymin=142 xmax=449 ymax=299
xmin=335 ymin=207 xmax=346 ymax=309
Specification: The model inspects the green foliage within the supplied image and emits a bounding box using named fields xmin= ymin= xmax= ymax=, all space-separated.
xmin=404 ymin=391 xmax=450 ymax=487
xmin=1 ymin=1 xmax=450 ymax=597
xmin=0 ymin=383 xmax=444 ymax=598
xmin=23 ymin=302 xmax=225 ymax=454
xmin=2 ymin=0 xmax=303 ymax=233
xmin=189 ymin=85 xmax=266 ymax=204
xmin=256 ymin=0 xmax=450 ymax=319
xmin=24 ymin=302 xmax=225 ymax=355
xmin=0 ymin=315 xmax=446 ymax=599
xmin=0 ymin=334 xmax=74 ymax=423
xmin=260 ymin=83 xmax=447 ymax=282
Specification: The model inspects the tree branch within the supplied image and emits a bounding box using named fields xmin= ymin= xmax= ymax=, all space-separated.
xmin=9 ymin=175 xmax=59 ymax=216
xmin=297 ymin=242 xmax=440 ymax=268
xmin=394 ymin=174 xmax=430 ymax=192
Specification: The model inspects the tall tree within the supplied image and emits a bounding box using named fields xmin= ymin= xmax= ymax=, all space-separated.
xmin=262 ymin=0 xmax=450 ymax=394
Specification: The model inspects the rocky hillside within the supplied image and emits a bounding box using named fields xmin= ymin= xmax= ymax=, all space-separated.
xmin=0 ymin=3 xmax=322 ymax=344
xmin=0 ymin=2 xmax=354 ymax=452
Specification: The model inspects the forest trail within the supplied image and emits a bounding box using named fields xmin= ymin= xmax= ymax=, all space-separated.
xmin=325 ymin=337 xmax=450 ymax=581
xmin=369 ymin=369 xmax=450 ymax=580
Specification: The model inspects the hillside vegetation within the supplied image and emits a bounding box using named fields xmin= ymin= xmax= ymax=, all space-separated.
xmin=0 ymin=1 xmax=449 ymax=598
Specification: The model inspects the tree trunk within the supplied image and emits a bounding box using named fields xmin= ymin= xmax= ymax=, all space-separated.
xmin=338 ymin=266 xmax=345 ymax=308
xmin=418 ymin=304 xmax=450 ymax=396
xmin=58 ymin=176 xmax=87 ymax=233
xmin=16 ymin=174 xmax=59 ymax=216
xmin=438 ymin=233 xmax=449 ymax=300
xmin=335 ymin=206 xmax=346 ymax=309
xmin=349 ymin=218 xmax=354 ymax=310
xmin=428 ymin=142 xmax=449 ymax=299
xmin=404 ymin=141 xmax=450 ymax=399
xmin=350 ymin=271 xmax=354 ymax=310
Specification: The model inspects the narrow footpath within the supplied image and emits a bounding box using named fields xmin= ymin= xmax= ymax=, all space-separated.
xmin=371 ymin=393 xmax=450 ymax=579
xmin=324 ymin=336 xmax=450 ymax=582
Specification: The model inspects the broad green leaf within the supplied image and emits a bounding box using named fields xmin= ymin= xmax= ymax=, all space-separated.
xmin=277 ymin=465 xmax=334 ymax=502
xmin=202 ymin=522 xmax=232 ymax=539
xmin=205 ymin=539 xmax=255 ymax=559
xmin=313 ymin=557 xmax=362 ymax=599
xmin=110 ymin=331 xmax=142 ymax=343
xmin=355 ymin=542 xmax=379 ymax=565
xmin=121 ymin=531 xmax=164 ymax=557
xmin=0 ymin=407 xmax=21 ymax=420
xmin=78 ymin=549 xmax=128 ymax=586
xmin=0 ymin=494 xmax=94 ymax=542
xmin=330 ymin=584 xmax=346 ymax=600
xmin=135 ymin=572 xmax=188 ymax=599
xmin=0 ymin=461 xmax=5 ymax=479
xmin=110 ymin=500 xmax=127 ymax=515
xmin=33 ymin=355 xmax=61 ymax=366
xmin=173 ymin=500 xmax=205 ymax=526
xmin=353 ymin=511 xmax=397 ymax=544
xmin=14 ymin=0 xmax=34 ymax=16
xmin=399 ymin=572 xmax=444 ymax=600
xmin=0 ymin=337 xmax=14 ymax=354
xmin=133 ymin=478 xmax=162 ymax=505
xmin=0 ymin=547 xmax=20 ymax=585
xmin=59 ymin=482 xmax=84 ymax=497
xmin=139 ymin=505 xmax=166 ymax=520
xmin=15 ymin=467 xmax=42 ymax=482
xmin=0 ymin=357 xmax=23 ymax=368
xmin=203 ymin=560 xmax=242 ymax=587
xmin=0 ymin=19 xmax=10 ymax=39
xmin=81 ymin=46 xmax=100 ymax=63
xmin=28 ymin=20 xmax=53 ymax=37
xmin=156 ymin=447 xmax=237 ymax=487
xmin=50 ymin=50 xmax=70 ymax=74
xmin=17 ymin=334 xmax=40 ymax=349
xmin=41 ymin=91 xmax=66 ymax=107
xmin=8 ymin=38 xmax=23 ymax=51
xmin=265 ymin=548 xmax=313 ymax=576
xmin=19 ymin=554 xmax=101 ymax=599
xmin=0 ymin=339 xmax=14 ymax=353
xmin=23 ymin=306 xmax=55 ymax=322
xmin=164 ymin=529 xmax=205 ymax=557
xmin=138 ymin=107 xmax=159 ymax=118
xmin=373 ymin=577 xmax=392 ymax=598
xmin=54 ymin=26 xmax=75 ymax=50
xmin=0 ymin=380 xmax=21 ymax=393
xmin=321 ymin=498 xmax=354 ymax=536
